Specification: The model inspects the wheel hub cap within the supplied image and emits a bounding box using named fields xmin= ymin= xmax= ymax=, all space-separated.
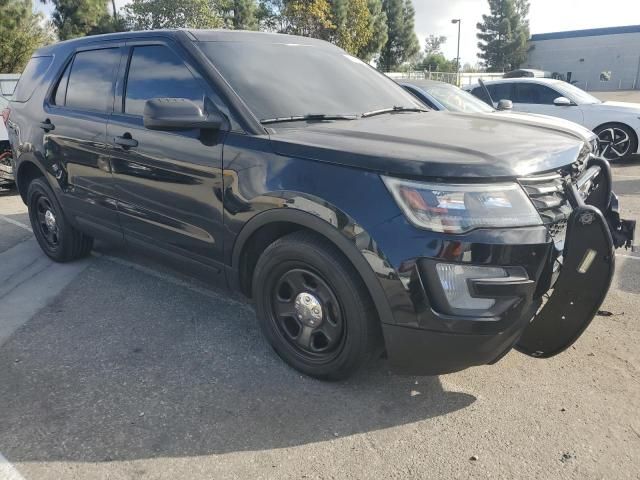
xmin=294 ymin=292 xmax=323 ymax=327
xmin=44 ymin=210 xmax=57 ymax=231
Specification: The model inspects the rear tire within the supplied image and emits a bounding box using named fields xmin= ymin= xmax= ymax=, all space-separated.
xmin=594 ymin=123 xmax=637 ymax=162
xmin=27 ymin=178 xmax=93 ymax=262
xmin=252 ymin=230 xmax=381 ymax=380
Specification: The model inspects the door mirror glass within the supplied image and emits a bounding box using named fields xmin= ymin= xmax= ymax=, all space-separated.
xmin=496 ymin=99 xmax=513 ymax=111
xmin=553 ymin=96 xmax=573 ymax=107
xmin=143 ymin=98 xmax=223 ymax=131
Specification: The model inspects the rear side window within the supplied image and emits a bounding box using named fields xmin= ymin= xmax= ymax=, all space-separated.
xmin=53 ymin=61 xmax=72 ymax=106
xmin=65 ymin=48 xmax=120 ymax=112
xmin=486 ymin=83 xmax=513 ymax=102
xmin=12 ymin=56 xmax=53 ymax=102
xmin=124 ymin=45 xmax=204 ymax=117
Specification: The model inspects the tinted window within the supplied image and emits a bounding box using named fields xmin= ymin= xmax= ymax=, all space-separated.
xmin=197 ymin=41 xmax=422 ymax=121
xmin=125 ymin=45 xmax=203 ymax=117
xmin=513 ymin=83 xmax=560 ymax=104
xmin=12 ymin=56 xmax=53 ymax=102
xmin=66 ymin=48 xmax=120 ymax=112
xmin=53 ymin=61 xmax=72 ymax=106
xmin=486 ymin=83 xmax=513 ymax=102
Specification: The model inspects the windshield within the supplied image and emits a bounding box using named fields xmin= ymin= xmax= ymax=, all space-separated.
xmin=421 ymin=83 xmax=494 ymax=113
xmin=555 ymin=82 xmax=601 ymax=105
xmin=197 ymin=41 xmax=423 ymax=122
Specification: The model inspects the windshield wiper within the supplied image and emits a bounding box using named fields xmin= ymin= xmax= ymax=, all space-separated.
xmin=260 ymin=113 xmax=359 ymax=124
xmin=361 ymin=106 xmax=429 ymax=118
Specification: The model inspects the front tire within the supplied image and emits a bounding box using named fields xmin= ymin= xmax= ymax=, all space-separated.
xmin=252 ymin=231 xmax=381 ymax=380
xmin=594 ymin=123 xmax=637 ymax=161
xmin=27 ymin=178 xmax=93 ymax=262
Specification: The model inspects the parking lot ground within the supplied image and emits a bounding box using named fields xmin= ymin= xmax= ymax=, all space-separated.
xmin=0 ymin=163 xmax=639 ymax=480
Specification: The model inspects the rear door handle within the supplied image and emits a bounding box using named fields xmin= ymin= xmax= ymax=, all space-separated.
xmin=40 ymin=120 xmax=55 ymax=132
xmin=114 ymin=134 xmax=138 ymax=149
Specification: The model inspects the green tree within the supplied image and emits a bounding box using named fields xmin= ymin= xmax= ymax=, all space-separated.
xmin=354 ymin=0 xmax=386 ymax=61
xmin=329 ymin=0 xmax=373 ymax=55
xmin=217 ymin=0 xmax=259 ymax=29
xmin=281 ymin=0 xmax=334 ymax=37
xmin=415 ymin=52 xmax=456 ymax=72
xmin=0 ymin=0 xmax=52 ymax=72
xmin=476 ymin=0 xmax=530 ymax=72
xmin=424 ymin=34 xmax=446 ymax=57
xmin=377 ymin=0 xmax=419 ymax=71
xmin=123 ymin=0 xmax=223 ymax=30
xmin=45 ymin=0 xmax=114 ymax=39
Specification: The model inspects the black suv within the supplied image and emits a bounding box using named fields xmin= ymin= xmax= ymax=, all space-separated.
xmin=6 ymin=30 xmax=634 ymax=380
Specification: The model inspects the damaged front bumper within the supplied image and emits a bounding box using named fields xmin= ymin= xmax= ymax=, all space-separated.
xmin=380 ymin=156 xmax=635 ymax=375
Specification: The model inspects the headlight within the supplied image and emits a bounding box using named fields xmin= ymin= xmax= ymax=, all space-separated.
xmin=382 ymin=176 xmax=542 ymax=234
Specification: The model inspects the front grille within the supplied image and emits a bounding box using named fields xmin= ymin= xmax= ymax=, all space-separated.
xmin=519 ymin=173 xmax=572 ymax=246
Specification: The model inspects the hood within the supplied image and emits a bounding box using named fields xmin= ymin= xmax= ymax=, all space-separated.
xmin=494 ymin=111 xmax=596 ymax=144
xmin=268 ymin=112 xmax=587 ymax=179
xmin=599 ymin=101 xmax=640 ymax=112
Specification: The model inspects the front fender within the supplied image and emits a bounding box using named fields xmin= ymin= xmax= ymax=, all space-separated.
xmin=227 ymin=200 xmax=398 ymax=325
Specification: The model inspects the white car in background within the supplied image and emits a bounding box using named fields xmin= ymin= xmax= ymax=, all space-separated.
xmin=464 ymin=78 xmax=640 ymax=161
xmin=401 ymin=79 xmax=599 ymax=151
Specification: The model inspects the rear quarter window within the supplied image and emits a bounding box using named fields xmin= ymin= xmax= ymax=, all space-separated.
xmin=12 ymin=56 xmax=54 ymax=103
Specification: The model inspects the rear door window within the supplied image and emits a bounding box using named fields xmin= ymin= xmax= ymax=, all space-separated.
xmin=124 ymin=45 xmax=204 ymax=117
xmin=65 ymin=48 xmax=120 ymax=112
xmin=12 ymin=56 xmax=53 ymax=102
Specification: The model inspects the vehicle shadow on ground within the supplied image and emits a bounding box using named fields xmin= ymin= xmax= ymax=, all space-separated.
xmin=0 ymin=257 xmax=475 ymax=462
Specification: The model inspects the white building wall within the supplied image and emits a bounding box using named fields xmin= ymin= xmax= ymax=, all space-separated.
xmin=526 ymin=32 xmax=640 ymax=91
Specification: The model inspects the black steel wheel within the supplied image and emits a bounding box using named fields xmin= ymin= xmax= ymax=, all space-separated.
xmin=253 ymin=231 xmax=381 ymax=380
xmin=271 ymin=267 xmax=346 ymax=361
xmin=595 ymin=123 xmax=637 ymax=161
xmin=34 ymin=194 xmax=60 ymax=250
xmin=27 ymin=178 xmax=93 ymax=262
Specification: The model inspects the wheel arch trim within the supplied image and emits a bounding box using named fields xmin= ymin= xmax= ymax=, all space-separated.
xmin=228 ymin=208 xmax=396 ymax=325
xmin=15 ymin=158 xmax=52 ymax=203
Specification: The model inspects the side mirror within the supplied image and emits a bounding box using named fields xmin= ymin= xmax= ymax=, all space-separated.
xmin=496 ymin=99 xmax=513 ymax=111
xmin=143 ymin=98 xmax=223 ymax=131
xmin=553 ymin=96 xmax=573 ymax=107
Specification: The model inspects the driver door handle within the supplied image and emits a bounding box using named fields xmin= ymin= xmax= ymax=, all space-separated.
xmin=114 ymin=134 xmax=138 ymax=149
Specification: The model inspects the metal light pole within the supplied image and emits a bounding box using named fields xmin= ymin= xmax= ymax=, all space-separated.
xmin=451 ymin=19 xmax=461 ymax=86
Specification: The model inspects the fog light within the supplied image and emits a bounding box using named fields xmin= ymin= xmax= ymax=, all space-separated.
xmin=436 ymin=263 xmax=508 ymax=310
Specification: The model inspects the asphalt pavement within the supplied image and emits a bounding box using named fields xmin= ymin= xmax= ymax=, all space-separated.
xmin=0 ymin=153 xmax=639 ymax=479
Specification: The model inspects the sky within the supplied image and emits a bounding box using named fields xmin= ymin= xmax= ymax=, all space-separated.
xmin=413 ymin=0 xmax=640 ymax=65
xmin=36 ymin=0 xmax=640 ymax=65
